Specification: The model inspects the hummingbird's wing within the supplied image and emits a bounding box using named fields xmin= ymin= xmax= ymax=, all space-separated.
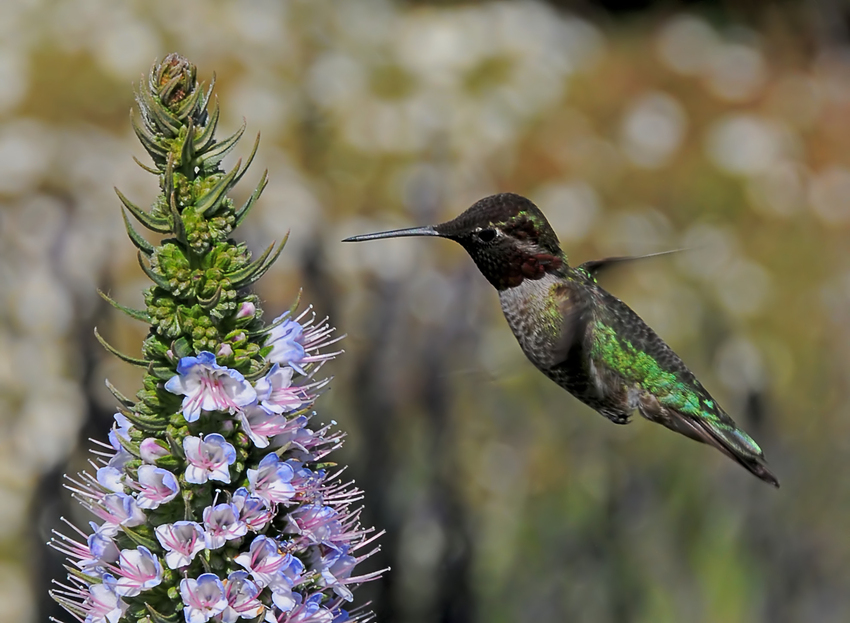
xmin=588 ymin=289 xmax=779 ymax=486
xmin=548 ymin=282 xmax=593 ymax=366
xmin=578 ymin=249 xmax=685 ymax=278
xmin=537 ymin=280 xmax=641 ymax=425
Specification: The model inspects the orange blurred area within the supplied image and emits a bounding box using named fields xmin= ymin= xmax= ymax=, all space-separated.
xmin=2 ymin=2 xmax=849 ymax=622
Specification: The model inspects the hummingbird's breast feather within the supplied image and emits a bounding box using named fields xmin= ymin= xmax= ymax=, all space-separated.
xmin=498 ymin=272 xmax=576 ymax=369
xmin=500 ymin=272 xmax=720 ymax=423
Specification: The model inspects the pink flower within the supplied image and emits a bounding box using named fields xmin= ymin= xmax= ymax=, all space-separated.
xmin=285 ymin=504 xmax=342 ymax=547
xmin=266 ymin=309 xmax=342 ymax=376
xmin=93 ymin=493 xmax=146 ymax=535
xmin=233 ymin=535 xmax=289 ymax=589
xmin=85 ymin=522 xmax=120 ymax=568
xmin=269 ymin=416 xmax=314 ymax=453
xmin=133 ymin=465 xmax=179 ymax=509
xmin=154 ymin=521 xmax=205 ymax=569
xmin=236 ymin=301 xmax=256 ymax=319
xmin=108 ymin=413 xmax=133 ymax=451
xmin=180 ymin=574 xmax=228 ymax=623
xmin=96 ymin=466 xmax=125 ymax=493
xmin=318 ymin=551 xmax=357 ymax=601
xmin=273 ymin=593 xmax=334 ymax=623
xmin=85 ymin=577 xmax=127 ymax=623
xmin=220 ymin=571 xmax=264 ymax=622
xmin=232 ymin=487 xmax=274 ymax=531
xmin=140 ymin=437 xmax=170 ymax=463
xmin=164 ymin=351 xmax=257 ymax=422
xmin=183 ymin=433 xmax=237 ymax=484
xmin=239 ymin=404 xmax=291 ymax=449
xmin=246 ymin=453 xmax=296 ymax=505
xmin=203 ymin=503 xmax=247 ymax=550
xmin=254 ymin=364 xmax=307 ymax=414
xmin=113 ymin=546 xmax=162 ymax=597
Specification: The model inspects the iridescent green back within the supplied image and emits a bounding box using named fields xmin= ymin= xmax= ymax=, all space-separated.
xmin=587 ymin=286 xmax=764 ymax=457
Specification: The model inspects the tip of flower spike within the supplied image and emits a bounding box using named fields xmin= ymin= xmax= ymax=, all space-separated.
xmin=156 ymin=53 xmax=197 ymax=107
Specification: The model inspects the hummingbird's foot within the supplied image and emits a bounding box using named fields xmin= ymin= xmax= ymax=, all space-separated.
xmin=600 ymin=408 xmax=632 ymax=425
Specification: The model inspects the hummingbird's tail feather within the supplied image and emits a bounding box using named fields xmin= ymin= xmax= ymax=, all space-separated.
xmin=639 ymin=396 xmax=780 ymax=487
xmin=678 ymin=415 xmax=779 ymax=487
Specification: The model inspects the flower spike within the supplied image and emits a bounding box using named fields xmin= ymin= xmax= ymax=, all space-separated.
xmin=51 ymin=53 xmax=382 ymax=623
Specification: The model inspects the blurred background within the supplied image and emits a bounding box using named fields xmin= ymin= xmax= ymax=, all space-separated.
xmin=3 ymin=0 xmax=850 ymax=621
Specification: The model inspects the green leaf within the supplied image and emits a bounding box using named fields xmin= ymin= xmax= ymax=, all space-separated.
xmin=64 ymin=566 xmax=101 ymax=585
xmin=141 ymin=82 xmax=181 ymax=138
xmin=98 ymin=289 xmax=151 ymax=323
xmin=104 ymin=378 xmax=135 ymax=407
xmin=227 ymin=236 xmax=286 ymax=290
xmin=151 ymin=365 xmax=177 ymax=381
xmin=153 ymin=455 xmax=182 ymax=471
xmin=244 ymin=359 xmax=272 ymax=382
xmin=94 ymin=328 xmax=148 ymax=367
xmin=121 ymin=208 xmax=155 ymax=255
xmin=231 ymin=131 xmax=261 ymax=188
xmin=172 ymin=336 xmax=193 ymax=359
xmin=172 ymin=74 xmax=208 ymax=120
xmin=234 ymin=169 xmax=268 ymax=228
xmin=162 ymin=155 xmax=176 ymax=207
xmin=122 ymin=526 xmax=160 ymax=551
xmin=287 ymin=289 xmax=303 ymax=316
xmin=166 ymin=431 xmax=185 ymax=459
xmin=199 ymin=120 xmax=246 ymax=171
xmin=131 ymin=111 xmax=167 ymax=164
xmin=193 ymin=99 xmax=220 ymax=153
xmin=121 ymin=409 xmax=169 ymax=432
xmin=116 ymin=187 xmax=170 ymax=234
xmin=132 ymin=155 xmax=159 ymax=175
xmin=178 ymin=116 xmax=197 ymax=178
xmin=145 ymin=604 xmax=182 ymax=623
xmin=137 ymin=251 xmax=173 ymax=290
xmin=197 ymin=285 xmax=222 ymax=310
xmin=195 ymin=159 xmax=240 ymax=217
xmin=143 ymin=335 xmax=171 ymax=358
xmin=168 ymin=190 xmax=187 ymax=245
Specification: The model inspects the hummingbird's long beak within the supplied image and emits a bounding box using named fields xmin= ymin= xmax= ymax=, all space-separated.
xmin=342 ymin=225 xmax=441 ymax=242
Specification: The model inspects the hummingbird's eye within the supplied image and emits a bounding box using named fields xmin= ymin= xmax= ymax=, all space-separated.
xmin=476 ymin=228 xmax=497 ymax=243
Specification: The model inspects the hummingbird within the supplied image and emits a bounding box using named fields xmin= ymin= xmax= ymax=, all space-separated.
xmin=343 ymin=193 xmax=779 ymax=487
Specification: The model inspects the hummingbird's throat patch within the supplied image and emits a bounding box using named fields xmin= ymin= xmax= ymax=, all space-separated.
xmin=503 ymin=251 xmax=563 ymax=288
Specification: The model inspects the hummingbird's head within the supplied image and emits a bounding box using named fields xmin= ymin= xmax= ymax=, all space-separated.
xmin=343 ymin=193 xmax=566 ymax=290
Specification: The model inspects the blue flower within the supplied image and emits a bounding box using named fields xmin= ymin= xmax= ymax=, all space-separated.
xmin=154 ymin=521 xmax=205 ymax=570
xmin=86 ymin=579 xmax=127 ymax=623
xmin=180 ymin=573 xmax=228 ymax=623
xmin=203 ymin=503 xmax=248 ymax=550
xmin=183 ymin=433 xmax=237 ymax=484
xmin=246 ymin=453 xmax=296 ymax=505
xmin=267 ymin=315 xmax=308 ymax=374
xmin=254 ymin=364 xmax=308 ymax=414
xmin=221 ymin=571 xmax=264 ymax=622
xmin=266 ymin=310 xmax=342 ymax=376
xmin=232 ymin=487 xmax=274 ymax=531
xmin=133 ymin=465 xmax=180 ymax=509
xmin=284 ymin=593 xmax=335 ymax=623
xmin=113 ymin=545 xmax=163 ymax=597
xmin=164 ymin=351 xmax=257 ymax=422
xmin=108 ymin=413 xmax=133 ymax=451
